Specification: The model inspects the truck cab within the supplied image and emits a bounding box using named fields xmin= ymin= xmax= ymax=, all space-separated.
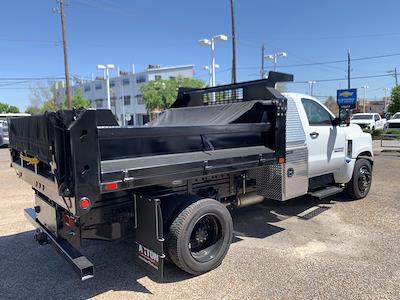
xmin=280 ymin=93 xmax=373 ymax=199
xmin=350 ymin=112 xmax=386 ymax=130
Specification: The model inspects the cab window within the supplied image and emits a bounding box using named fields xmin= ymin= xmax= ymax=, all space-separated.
xmin=301 ymin=98 xmax=333 ymax=126
xmin=374 ymin=114 xmax=380 ymax=121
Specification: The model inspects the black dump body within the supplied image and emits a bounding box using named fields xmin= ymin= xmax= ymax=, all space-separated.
xmin=9 ymin=72 xmax=291 ymax=217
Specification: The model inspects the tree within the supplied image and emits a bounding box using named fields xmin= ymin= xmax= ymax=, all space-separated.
xmin=64 ymin=88 xmax=91 ymax=109
xmin=388 ymin=86 xmax=400 ymax=114
xmin=29 ymin=82 xmax=59 ymax=113
xmin=140 ymin=77 xmax=205 ymax=112
xmin=7 ymin=105 xmax=20 ymax=113
xmin=275 ymin=82 xmax=287 ymax=93
xmin=0 ymin=102 xmax=9 ymax=113
xmin=29 ymin=82 xmax=90 ymax=113
xmin=25 ymin=106 xmax=41 ymax=115
xmin=324 ymin=96 xmax=339 ymax=116
xmin=0 ymin=102 xmax=20 ymax=113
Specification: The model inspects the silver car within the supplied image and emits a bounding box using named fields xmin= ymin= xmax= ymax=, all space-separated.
xmin=0 ymin=120 xmax=9 ymax=147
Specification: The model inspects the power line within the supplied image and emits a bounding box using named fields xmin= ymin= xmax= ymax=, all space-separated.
xmin=240 ymin=32 xmax=400 ymax=43
xmin=0 ymin=77 xmax=66 ymax=81
xmin=278 ymin=52 xmax=400 ymax=68
xmin=293 ymin=73 xmax=393 ymax=84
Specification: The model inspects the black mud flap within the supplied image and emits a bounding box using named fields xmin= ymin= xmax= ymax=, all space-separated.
xmin=134 ymin=195 xmax=165 ymax=279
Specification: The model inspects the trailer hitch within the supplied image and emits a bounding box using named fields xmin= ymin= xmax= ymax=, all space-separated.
xmin=24 ymin=208 xmax=95 ymax=281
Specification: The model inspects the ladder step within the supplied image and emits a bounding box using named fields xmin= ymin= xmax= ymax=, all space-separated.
xmin=308 ymin=186 xmax=343 ymax=199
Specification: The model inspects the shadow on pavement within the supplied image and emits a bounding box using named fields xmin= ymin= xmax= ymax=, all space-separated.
xmin=231 ymin=192 xmax=355 ymax=240
xmin=0 ymin=192 xmax=355 ymax=298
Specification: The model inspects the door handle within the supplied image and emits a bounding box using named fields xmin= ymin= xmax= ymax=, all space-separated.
xmin=310 ymin=132 xmax=319 ymax=139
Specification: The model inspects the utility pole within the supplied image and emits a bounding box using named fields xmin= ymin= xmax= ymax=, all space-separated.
xmin=347 ymin=49 xmax=351 ymax=89
xmin=387 ymin=68 xmax=398 ymax=86
xmin=230 ymin=0 xmax=237 ymax=84
xmin=307 ymin=81 xmax=316 ymax=96
xmin=260 ymin=44 xmax=265 ymax=79
xmin=59 ymin=0 xmax=72 ymax=109
xmin=361 ymin=85 xmax=369 ymax=113
xmin=383 ymin=87 xmax=389 ymax=112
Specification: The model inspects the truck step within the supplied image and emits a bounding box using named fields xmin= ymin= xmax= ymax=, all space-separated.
xmin=308 ymin=186 xmax=343 ymax=199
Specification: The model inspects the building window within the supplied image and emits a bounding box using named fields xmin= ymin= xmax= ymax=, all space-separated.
xmin=109 ymin=81 xmax=115 ymax=87
xmin=155 ymin=75 xmax=162 ymax=80
xmin=124 ymin=95 xmax=131 ymax=106
xmin=136 ymin=94 xmax=144 ymax=105
xmin=84 ymin=85 xmax=91 ymax=92
xmin=136 ymin=75 xmax=146 ymax=83
xmin=127 ymin=114 xmax=134 ymax=125
xmin=95 ymin=99 xmax=103 ymax=108
xmin=136 ymin=113 xmax=150 ymax=125
xmin=95 ymin=82 xmax=102 ymax=90
xmin=110 ymin=97 xmax=116 ymax=107
xmin=122 ymin=78 xmax=130 ymax=85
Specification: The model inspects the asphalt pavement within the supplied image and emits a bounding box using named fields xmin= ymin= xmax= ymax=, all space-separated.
xmin=0 ymin=146 xmax=399 ymax=299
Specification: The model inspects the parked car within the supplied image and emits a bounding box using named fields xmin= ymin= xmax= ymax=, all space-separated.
xmin=350 ymin=113 xmax=386 ymax=130
xmin=387 ymin=112 xmax=400 ymax=129
xmin=0 ymin=120 xmax=9 ymax=147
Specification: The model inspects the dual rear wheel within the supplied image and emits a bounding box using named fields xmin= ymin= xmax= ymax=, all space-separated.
xmin=166 ymin=198 xmax=233 ymax=275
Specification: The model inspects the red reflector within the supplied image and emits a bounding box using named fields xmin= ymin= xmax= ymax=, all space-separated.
xmin=105 ymin=182 xmax=118 ymax=191
xmin=79 ymin=197 xmax=91 ymax=210
xmin=63 ymin=214 xmax=76 ymax=227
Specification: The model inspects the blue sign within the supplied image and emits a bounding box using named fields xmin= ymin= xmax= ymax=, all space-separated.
xmin=337 ymin=88 xmax=357 ymax=108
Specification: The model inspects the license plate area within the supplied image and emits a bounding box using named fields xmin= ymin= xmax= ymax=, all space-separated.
xmin=35 ymin=195 xmax=58 ymax=237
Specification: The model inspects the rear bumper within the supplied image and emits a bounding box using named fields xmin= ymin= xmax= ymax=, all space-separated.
xmin=24 ymin=208 xmax=94 ymax=281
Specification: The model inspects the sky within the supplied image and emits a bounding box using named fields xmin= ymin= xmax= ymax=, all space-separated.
xmin=1 ymin=0 xmax=400 ymax=110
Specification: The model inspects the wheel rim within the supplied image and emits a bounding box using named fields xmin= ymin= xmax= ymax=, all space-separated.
xmin=189 ymin=214 xmax=223 ymax=263
xmin=358 ymin=166 xmax=371 ymax=193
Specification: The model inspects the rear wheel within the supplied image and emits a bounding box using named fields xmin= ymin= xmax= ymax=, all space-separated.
xmin=345 ymin=158 xmax=372 ymax=199
xmin=166 ymin=198 xmax=233 ymax=275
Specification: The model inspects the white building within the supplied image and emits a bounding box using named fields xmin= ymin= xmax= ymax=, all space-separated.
xmin=56 ymin=64 xmax=194 ymax=125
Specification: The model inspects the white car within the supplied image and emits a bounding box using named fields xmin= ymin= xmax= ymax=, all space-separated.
xmin=0 ymin=120 xmax=9 ymax=147
xmin=387 ymin=112 xmax=400 ymax=129
xmin=350 ymin=113 xmax=386 ymax=130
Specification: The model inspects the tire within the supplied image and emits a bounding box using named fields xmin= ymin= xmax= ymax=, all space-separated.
xmin=166 ymin=198 xmax=233 ymax=275
xmin=345 ymin=158 xmax=372 ymax=199
xmin=371 ymin=126 xmax=375 ymax=131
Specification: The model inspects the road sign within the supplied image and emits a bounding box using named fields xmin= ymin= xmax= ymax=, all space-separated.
xmin=337 ymin=88 xmax=357 ymax=108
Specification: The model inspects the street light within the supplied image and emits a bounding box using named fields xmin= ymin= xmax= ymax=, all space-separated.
xmin=361 ymin=85 xmax=369 ymax=113
xmin=203 ymin=64 xmax=219 ymax=87
xmin=383 ymin=87 xmax=390 ymax=112
xmin=198 ymin=34 xmax=228 ymax=88
xmin=97 ymin=64 xmax=115 ymax=109
xmin=307 ymin=81 xmax=316 ymax=96
xmin=264 ymin=51 xmax=287 ymax=71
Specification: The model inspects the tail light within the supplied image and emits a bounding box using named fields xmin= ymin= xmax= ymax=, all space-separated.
xmin=79 ymin=197 xmax=91 ymax=210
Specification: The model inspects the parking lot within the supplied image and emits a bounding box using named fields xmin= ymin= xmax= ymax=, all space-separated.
xmin=0 ymin=146 xmax=399 ymax=299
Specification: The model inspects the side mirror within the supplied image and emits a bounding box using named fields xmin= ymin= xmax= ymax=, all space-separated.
xmin=332 ymin=117 xmax=340 ymax=126
xmin=338 ymin=108 xmax=351 ymax=126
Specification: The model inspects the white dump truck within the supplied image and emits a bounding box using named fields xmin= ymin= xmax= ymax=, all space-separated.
xmin=9 ymin=72 xmax=373 ymax=280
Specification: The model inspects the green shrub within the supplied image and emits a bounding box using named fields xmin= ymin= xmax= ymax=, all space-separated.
xmin=371 ymin=128 xmax=384 ymax=137
xmin=362 ymin=128 xmax=371 ymax=134
xmin=385 ymin=129 xmax=400 ymax=135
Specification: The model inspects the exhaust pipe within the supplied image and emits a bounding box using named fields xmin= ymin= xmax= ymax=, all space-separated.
xmin=236 ymin=192 xmax=264 ymax=208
